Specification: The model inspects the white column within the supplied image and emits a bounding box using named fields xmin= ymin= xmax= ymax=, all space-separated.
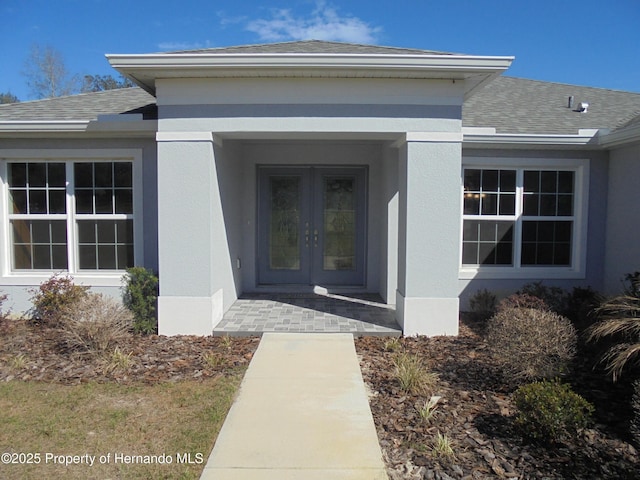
xmin=156 ymin=132 xmax=228 ymax=336
xmin=396 ymin=132 xmax=462 ymax=336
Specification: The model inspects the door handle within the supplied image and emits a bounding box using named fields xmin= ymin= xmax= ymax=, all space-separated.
xmin=314 ymin=229 xmax=319 ymax=247
xmin=305 ymin=229 xmax=310 ymax=247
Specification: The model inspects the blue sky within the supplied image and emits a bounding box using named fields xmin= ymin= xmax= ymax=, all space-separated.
xmin=2 ymin=0 xmax=639 ymax=101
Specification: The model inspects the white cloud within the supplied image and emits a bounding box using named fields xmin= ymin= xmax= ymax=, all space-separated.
xmin=245 ymin=2 xmax=381 ymax=44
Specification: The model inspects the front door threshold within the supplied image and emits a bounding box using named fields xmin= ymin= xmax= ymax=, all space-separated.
xmin=252 ymin=284 xmax=370 ymax=295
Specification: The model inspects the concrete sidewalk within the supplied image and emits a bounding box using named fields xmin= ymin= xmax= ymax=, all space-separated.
xmin=201 ymin=333 xmax=388 ymax=479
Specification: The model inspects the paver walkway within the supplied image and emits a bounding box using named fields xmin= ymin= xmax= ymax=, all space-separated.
xmin=214 ymin=293 xmax=401 ymax=336
xmin=200 ymin=333 xmax=388 ymax=479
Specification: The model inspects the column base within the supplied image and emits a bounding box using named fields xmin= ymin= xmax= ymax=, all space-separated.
xmin=396 ymin=291 xmax=459 ymax=337
xmin=158 ymin=290 xmax=224 ymax=336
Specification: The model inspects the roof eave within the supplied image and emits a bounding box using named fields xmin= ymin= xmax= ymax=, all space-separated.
xmin=462 ymin=128 xmax=603 ymax=149
xmin=0 ymin=119 xmax=158 ymax=137
xmin=106 ymin=53 xmax=514 ymax=95
xmin=598 ymin=123 xmax=640 ymax=148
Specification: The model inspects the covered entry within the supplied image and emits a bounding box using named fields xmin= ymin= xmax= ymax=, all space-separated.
xmin=257 ymin=166 xmax=367 ymax=286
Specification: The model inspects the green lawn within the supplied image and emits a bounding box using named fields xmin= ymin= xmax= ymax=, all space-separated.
xmin=0 ymin=376 xmax=242 ymax=479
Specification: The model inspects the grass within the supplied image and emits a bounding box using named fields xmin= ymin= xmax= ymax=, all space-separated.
xmin=0 ymin=375 xmax=242 ymax=479
xmin=417 ymin=395 xmax=441 ymax=424
xmin=392 ymin=351 xmax=439 ymax=395
xmin=431 ymin=431 xmax=455 ymax=461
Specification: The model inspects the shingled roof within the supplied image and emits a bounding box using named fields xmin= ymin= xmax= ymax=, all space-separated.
xmin=0 ymin=88 xmax=157 ymax=121
xmin=463 ymin=76 xmax=640 ymax=134
xmin=164 ymin=39 xmax=457 ymax=56
xmin=1 ymin=40 xmax=639 ymax=136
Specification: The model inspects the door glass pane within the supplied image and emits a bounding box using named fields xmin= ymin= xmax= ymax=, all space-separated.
xmin=269 ymin=176 xmax=300 ymax=270
xmin=323 ymin=176 xmax=356 ymax=271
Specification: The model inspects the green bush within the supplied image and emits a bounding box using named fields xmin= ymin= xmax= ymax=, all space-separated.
xmin=468 ymin=288 xmax=497 ymax=321
xmin=29 ymin=274 xmax=89 ymax=326
xmin=624 ymin=271 xmax=640 ymax=297
xmin=518 ymin=281 xmax=569 ymax=314
xmin=513 ymin=379 xmax=593 ymax=442
xmin=564 ymin=286 xmax=601 ymax=328
xmin=486 ymin=307 xmax=577 ymax=383
xmin=122 ymin=267 xmax=158 ymax=334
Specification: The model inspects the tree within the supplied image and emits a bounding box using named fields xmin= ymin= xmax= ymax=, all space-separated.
xmin=0 ymin=92 xmax=20 ymax=104
xmin=21 ymin=44 xmax=79 ymax=99
xmin=81 ymin=74 xmax=134 ymax=93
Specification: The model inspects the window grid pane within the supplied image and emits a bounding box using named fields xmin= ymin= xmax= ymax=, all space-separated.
xmin=11 ymin=220 xmax=68 ymax=270
xmin=77 ymin=220 xmax=134 ymax=270
xmin=522 ymin=170 xmax=574 ymax=217
xmin=8 ymin=163 xmax=67 ymax=215
xmin=463 ymin=168 xmax=517 ymax=216
xmin=74 ymin=162 xmax=133 ymax=215
xmin=462 ymin=220 xmax=514 ymax=266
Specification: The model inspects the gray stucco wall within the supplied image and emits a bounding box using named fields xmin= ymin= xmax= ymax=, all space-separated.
xmin=458 ymin=148 xmax=609 ymax=308
xmin=604 ymin=143 xmax=640 ymax=294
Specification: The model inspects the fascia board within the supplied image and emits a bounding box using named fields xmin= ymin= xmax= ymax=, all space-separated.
xmin=463 ymin=131 xmax=602 ymax=148
xmin=598 ymin=123 xmax=640 ymax=148
xmin=106 ymin=53 xmax=514 ymax=71
xmin=0 ymin=120 xmax=89 ymax=132
xmin=0 ymin=120 xmax=157 ymax=137
xmin=107 ymin=53 xmax=514 ymax=93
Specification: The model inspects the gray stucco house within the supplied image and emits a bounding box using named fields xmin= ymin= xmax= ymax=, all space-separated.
xmin=1 ymin=40 xmax=639 ymax=336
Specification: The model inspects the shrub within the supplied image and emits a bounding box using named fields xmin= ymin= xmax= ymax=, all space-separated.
xmin=624 ymin=271 xmax=640 ymax=297
xmin=632 ymin=380 xmax=640 ymax=447
xmin=122 ymin=267 xmax=158 ymax=334
xmin=587 ymin=271 xmax=640 ymax=381
xmin=468 ymin=289 xmax=497 ymax=321
xmin=486 ymin=307 xmax=577 ymax=383
xmin=564 ymin=286 xmax=601 ymax=328
xmin=29 ymin=274 xmax=89 ymax=326
xmin=392 ymin=352 xmax=438 ymax=395
xmin=497 ymin=293 xmax=550 ymax=313
xmin=518 ymin=281 xmax=569 ymax=314
xmin=513 ymin=379 xmax=593 ymax=442
xmin=58 ymin=293 xmax=133 ymax=354
xmin=0 ymin=292 xmax=9 ymax=327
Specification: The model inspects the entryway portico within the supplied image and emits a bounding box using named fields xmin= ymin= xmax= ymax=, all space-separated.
xmin=106 ymin=41 xmax=513 ymax=336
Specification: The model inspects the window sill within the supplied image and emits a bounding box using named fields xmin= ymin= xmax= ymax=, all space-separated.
xmin=0 ymin=272 xmax=126 ymax=287
xmin=459 ymin=267 xmax=585 ymax=280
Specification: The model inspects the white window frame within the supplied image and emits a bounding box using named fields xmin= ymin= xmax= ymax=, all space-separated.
xmin=0 ymin=149 xmax=143 ymax=287
xmin=459 ymin=157 xmax=589 ymax=280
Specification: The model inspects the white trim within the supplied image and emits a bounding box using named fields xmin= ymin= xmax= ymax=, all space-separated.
xmin=599 ymin=123 xmax=640 ymax=148
xmin=391 ymin=131 xmax=463 ymax=148
xmin=0 ymin=149 xmax=144 ymax=286
xmin=107 ymin=52 xmax=513 ymax=97
xmin=396 ymin=291 xmax=459 ymax=336
xmin=156 ymin=131 xmax=214 ymax=142
xmin=463 ymin=129 xmax=601 ymax=148
xmin=0 ymin=120 xmax=157 ymax=137
xmin=459 ymin=157 xmax=589 ymax=280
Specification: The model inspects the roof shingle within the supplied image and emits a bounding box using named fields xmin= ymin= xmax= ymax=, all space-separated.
xmin=463 ymin=76 xmax=640 ymax=134
xmin=0 ymin=88 xmax=157 ymax=121
xmin=164 ymin=40 xmax=458 ymax=56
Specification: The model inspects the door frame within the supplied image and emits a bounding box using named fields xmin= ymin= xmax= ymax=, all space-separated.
xmin=256 ymin=165 xmax=368 ymax=287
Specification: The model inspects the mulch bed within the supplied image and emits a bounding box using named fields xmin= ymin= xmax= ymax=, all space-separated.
xmin=0 ymin=319 xmax=259 ymax=384
xmin=355 ymin=317 xmax=639 ymax=480
xmin=2 ymin=317 xmax=638 ymax=479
